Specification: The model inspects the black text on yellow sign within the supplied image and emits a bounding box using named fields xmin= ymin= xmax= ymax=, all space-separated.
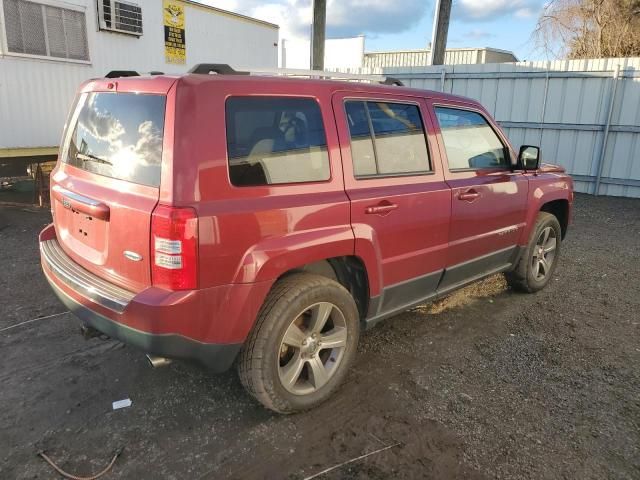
xmin=163 ymin=0 xmax=186 ymax=64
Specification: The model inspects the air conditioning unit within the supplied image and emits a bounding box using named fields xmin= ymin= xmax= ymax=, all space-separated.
xmin=98 ymin=0 xmax=143 ymax=36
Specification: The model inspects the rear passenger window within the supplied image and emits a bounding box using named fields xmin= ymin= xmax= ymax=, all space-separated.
xmin=226 ymin=97 xmax=330 ymax=186
xmin=434 ymin=107 xmax=508 ymax=170
xmin=345 ymin=100 xmax=430 ymax=177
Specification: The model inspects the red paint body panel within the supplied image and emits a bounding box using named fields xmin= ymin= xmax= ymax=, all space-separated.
xmin=41 ymin=224 xmax=270 ymax=344
xmin=443 ymin=169 xmax=529 ymax=266
xmin=48 ymin=79 xmax=180 ymax=293
xmin=332 ymin=92 xmax=451 ymax=290
xmin=50 ymin=166 xmax=160 ymax=292
xmin=169 ymin=76 xmax=352 ymax=289
xmin=518 ymin=167 xmax=574 ymax=244
xmin=40 ymin=73 xmax=574 ymax=359
xmin=425 ymin=98 xmax=529 ymax=267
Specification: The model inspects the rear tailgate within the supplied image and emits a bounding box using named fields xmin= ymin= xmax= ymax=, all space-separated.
xmin=50 ymin=78 xmax=176 ymax=293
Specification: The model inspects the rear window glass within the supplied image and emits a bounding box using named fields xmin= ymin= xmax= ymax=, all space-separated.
xmin=225 ymin=97 xmax=330 ymax=186
xmin=63 ymin=92 xmax=166 ymax=187
xmin=345 ymin=100 xmax=431 ymax=177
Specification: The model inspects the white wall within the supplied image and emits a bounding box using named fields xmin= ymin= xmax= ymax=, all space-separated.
xmin=280 ymin=36 xmax=364 ymax=70
xmin=362 ymin=48 xmax=518 ymax=68
xmin=0 ymin=0 xmax=278 ymax=151
xmin=279 ymin=38 xmax=311 ymax=69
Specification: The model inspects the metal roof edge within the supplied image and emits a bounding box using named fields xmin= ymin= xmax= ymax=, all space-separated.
xmin=179 ymin=0 xmax=279 ymax=30
xmin=364 ymin=47 xmax=517 ymax=55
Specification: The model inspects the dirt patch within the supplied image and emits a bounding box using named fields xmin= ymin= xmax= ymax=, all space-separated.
xmin=1 ymin=193 xmax=639 ymax=480
xmin=417 ymin=274 xmax=508 ymax=314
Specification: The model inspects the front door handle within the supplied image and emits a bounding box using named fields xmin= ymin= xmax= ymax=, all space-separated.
xmin=458 ymin=189 xmax=480 ymax=202
xmin=365 ymin=202 xmax=398 ymax=215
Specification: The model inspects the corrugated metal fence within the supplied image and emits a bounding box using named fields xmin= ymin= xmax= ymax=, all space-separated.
xmin=343 ymin=58 xmax=640 ymax=198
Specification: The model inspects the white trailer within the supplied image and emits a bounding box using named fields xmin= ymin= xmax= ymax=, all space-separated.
xmin=0 ymin=0 xmax=279 ymax=160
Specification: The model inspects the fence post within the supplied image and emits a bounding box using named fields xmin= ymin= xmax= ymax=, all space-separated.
xmin=594 ymin=64 xmax=621 ymax=196
xmin=539 ymin=65 xmax=550 ymax=146
xmin=440 ymin=68 xmax=446 ymax=92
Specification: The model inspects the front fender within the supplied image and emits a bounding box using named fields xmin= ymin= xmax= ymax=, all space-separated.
xmin=519 ymin=174 xmax=573 ymax=245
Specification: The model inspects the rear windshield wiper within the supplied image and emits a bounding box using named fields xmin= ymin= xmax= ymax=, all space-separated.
xmin=76 ymin=152 xmax=113 ymax=166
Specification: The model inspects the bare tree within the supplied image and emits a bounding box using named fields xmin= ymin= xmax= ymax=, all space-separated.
xmin=534 ymin=0 xmax=640 ymax=59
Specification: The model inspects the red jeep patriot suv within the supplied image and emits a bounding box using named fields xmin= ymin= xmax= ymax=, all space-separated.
xmin=40 ymin=65 xmax=573 ymax=413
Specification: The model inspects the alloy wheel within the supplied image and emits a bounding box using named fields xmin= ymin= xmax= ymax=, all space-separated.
xmin=278 ymin=302 xmax=348 ymax=395
xmin=531 ymin=226 xmax=557 ymax=281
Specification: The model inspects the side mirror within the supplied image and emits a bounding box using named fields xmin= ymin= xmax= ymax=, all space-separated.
xmin=518 ymin=145 xmax=541 ymax=171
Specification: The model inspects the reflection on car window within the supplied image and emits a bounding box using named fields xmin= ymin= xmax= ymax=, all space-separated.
xmin=345 ymin=101 xmax=377 ymax=175
xmin=226 ymin=97 xmax=330 ymax=186
xmin=345 ymin=100 xmax=431 ymax=177
xmin=64 ymin=92 xmax=166 ymax=187
xmin=434 ymin=107 xmax=507 ymax=170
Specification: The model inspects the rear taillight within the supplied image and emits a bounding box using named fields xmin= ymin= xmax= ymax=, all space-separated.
xmin=151 ymin=205 xmax=198 ymax=290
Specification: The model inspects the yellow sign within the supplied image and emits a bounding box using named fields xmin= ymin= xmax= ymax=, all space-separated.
xmin=163 ymin=0 xmax=185 ymax=64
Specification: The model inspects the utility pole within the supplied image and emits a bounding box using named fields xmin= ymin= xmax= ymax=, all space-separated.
xmin=428 ymin=0 xmax=452 ymax=65
xmin=311 ymin=0 xmax=326 ymax=70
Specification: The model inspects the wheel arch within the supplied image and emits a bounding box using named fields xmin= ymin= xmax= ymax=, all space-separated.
xmin=520 ymin=185 xmax=572 ymax=245
xmin=540 ymin=199 xmax=569 ymax=239
xmin=277 ymin=256 xmax=371 ymax=321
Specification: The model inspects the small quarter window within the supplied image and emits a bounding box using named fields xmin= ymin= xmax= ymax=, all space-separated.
xmin=434 ymin=107 xmax=508 ymax=170
xmin=345 ymin=100 xmax=431 ymax=177
xmin=345 ymin=102 xmax=377 ymax=176
xmin=226 ymin=97 xmax=330 ymax=186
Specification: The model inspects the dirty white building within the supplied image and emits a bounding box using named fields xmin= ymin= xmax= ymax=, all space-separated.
xmin=0 ymin=0 xmax=279 ymax=163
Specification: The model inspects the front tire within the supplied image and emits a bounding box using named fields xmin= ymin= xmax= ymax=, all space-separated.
xmin=506 ymin=211 xmax=562 ymax=293
xmin=237 ymin=273 xmax=360 ymax=413
xmin=505 ymin=212 xmax=562 ymax=293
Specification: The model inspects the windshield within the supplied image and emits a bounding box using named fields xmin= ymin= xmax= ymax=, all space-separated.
xmin=63 ymin=92 xmax=166 ymax=187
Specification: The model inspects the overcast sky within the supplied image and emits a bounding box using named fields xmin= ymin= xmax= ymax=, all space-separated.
xmin=202 ymin=0 xmax=547 ymax=61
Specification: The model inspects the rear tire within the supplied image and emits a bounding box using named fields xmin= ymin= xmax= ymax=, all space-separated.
xmin=237 ymin=273 xmax=360 ymax=413
xmin=506 ymin=212 xmax=562 ymax=293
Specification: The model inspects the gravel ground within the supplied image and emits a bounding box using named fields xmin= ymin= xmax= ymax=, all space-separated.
xmin=0 ymin=193 xmax=638 ymax=480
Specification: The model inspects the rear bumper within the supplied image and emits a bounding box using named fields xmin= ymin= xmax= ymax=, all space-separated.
xmin=39 ymin=224 xmax=271 ymax=372
xmin=41 ymin=238 xmax=135 ymax=313
xmin=44 ymin=271 xmax=240 ymax=372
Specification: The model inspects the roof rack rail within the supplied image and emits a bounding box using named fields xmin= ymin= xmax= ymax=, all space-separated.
xmin=105 ymin=70 xmax=140 ymax=78
xmin=188 ymin=63 xmax=404 ymax=86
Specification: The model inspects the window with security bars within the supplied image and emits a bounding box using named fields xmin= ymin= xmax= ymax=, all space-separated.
xmin=2 ymin=0 xmax=89 ymax=61
xmin=98 ymin=0 xmax=143 ymax=36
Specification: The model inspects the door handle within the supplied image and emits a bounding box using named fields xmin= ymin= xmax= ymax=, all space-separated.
xmin=458 ymin=189 xmax=480 ymax=202
xmin=365 ymin=202 xmax=398 ymax=215
xmin=51 ymin=185 xmax=110 ymax=220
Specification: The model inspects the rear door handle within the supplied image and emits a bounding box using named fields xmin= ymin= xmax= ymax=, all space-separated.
xmin=365 ymin=202 xmax=398 ymax=215
xmin=51 ymin=185 xmax=110 ymax=220
xmin=458 ymin=189 xmax=480 ymax=202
